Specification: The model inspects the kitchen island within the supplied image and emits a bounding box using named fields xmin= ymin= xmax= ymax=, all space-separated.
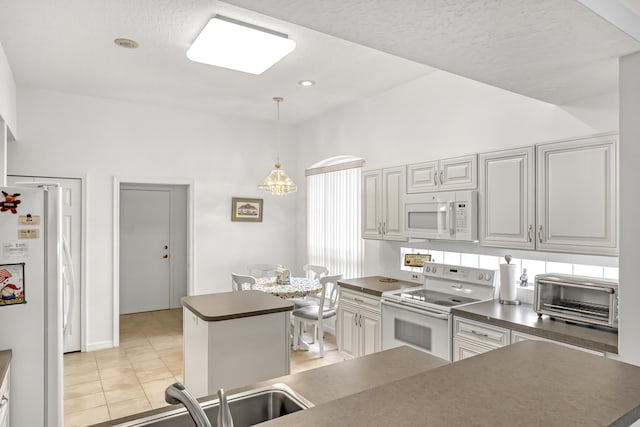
xmin=181 ymin=290 xmax=294 ymax=398
xmin=257 ymin=340 xmax=640 ymax=426
xmin=98 ymin=341 xmax=640 ymax=426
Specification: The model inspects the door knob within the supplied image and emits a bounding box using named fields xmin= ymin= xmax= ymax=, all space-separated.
xmin=161 ymin=254 xmax=169 ymax=259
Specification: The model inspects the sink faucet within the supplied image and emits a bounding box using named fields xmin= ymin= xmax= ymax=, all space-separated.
xmin=165 ymin=382 xmax=212 ymax=427
xmin=217 ymin=388 xmax=234 ymax=427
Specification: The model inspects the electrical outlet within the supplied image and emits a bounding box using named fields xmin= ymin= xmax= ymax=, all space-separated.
xmin=411 ymin=273 xmax=420 ymax=281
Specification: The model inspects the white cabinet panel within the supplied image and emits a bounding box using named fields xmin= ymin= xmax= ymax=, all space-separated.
xmin=479 ymin=147 xmax=535 ymax=249
xmin=362 ymin=167 xmax=405 ymax=241
xmin=338 ymin=304 xmax=358 ymax=359
xmin=362 ymin=171 xmax=382 ymax=239
xmin=407 ymin=155 xmax=477 ymax=193
xmin=440 ymin=155 xmax=477 ymax=191
xmin=360 ymin=309 xmax=381 ymax=357
xmin=537 ymin=135 xmax=617 ymax=255
xmin=338 ymin=288 xmax=382 ymax=359
xmin=407 ymin=161 xmax=439 ymax=193
xmin=453 ymin=338 xmax=495 ymax=361
xmin=382 ymin=167 xmax=405 ymax=240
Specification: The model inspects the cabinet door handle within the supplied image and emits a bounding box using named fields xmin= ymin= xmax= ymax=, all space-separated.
xmin=471 ymin=330 xmax=489 ymax=338
xmin=382 ymin=222 xmax=386 ymax=234
xmin=433 ymin=173 xmax=438 ymax=186
xmin=0 ymin=395 xmax=8 ymax=407
xmin=377 ymin=222 xmax=382 ymax=234
xmin=528 ymin=225 xmax=533 ymax=242
xmin=538 ymin=225 xmax=543 ymax=243
xmin=440 ymin=171 xmax=444 ymax=185
xmin=354 ymin=298 xmax=364 ymax=303
xmin=358 ymin=314 xmax=362 ymax=328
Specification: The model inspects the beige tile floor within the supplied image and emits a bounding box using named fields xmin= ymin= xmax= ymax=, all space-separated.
xmin=63 ymin=309 xmax=343 ymax=426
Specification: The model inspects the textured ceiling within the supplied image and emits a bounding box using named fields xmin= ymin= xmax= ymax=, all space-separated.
xmin=1 ymin=1 xmax=638 ymax=126
xmin=226 ymin=0 xmax=640 ymax=105
xmin=0 ymin=0 xmax=433 ymax=124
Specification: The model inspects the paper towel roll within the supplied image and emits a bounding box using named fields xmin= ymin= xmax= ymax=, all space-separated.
xmin=499 ymin=264 xmax=518 ymax=303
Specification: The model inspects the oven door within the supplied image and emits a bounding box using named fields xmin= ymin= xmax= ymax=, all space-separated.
xmin=381 ymin=299 xmax=452 ymax=361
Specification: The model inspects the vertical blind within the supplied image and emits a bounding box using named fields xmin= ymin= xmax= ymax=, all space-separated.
xmin=307 ymin=167 xmax=363 ymax=279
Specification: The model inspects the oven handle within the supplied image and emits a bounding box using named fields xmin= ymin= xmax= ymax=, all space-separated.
xmin=382 ymin=300 xmax=450 ymax=320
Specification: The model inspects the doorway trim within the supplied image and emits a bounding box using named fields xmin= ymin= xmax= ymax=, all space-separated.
xmin=112 ymin=176 xmax=195 ymax=347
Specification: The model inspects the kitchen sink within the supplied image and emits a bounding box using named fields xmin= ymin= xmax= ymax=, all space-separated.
xmin=109 ymin=383 xmax=313 ymax=427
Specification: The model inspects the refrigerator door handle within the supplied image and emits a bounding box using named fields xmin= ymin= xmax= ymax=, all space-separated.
xmin=62 ymin=236 xmax=76 ymax=336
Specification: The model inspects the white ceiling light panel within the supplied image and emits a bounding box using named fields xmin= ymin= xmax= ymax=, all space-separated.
xmin=187 ymin=15 xmax=296 ymax=75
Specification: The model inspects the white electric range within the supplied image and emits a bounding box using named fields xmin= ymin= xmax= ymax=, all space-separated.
xmin=381 ymin=263 xmax=498 ymax=361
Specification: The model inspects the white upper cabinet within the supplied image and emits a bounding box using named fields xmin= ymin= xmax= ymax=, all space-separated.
xmin=406 ymin=160 xmax=439 ymax=193
xmin=407 ymin=155 xmax=477 ymax=193
xmin=362 ymin=170 xmax=382 ymax=239
xmin=381 ymin=166 xmax=405 ymax=240
xmin=362 ymin=167 xmax=405 ymax=241
xmin=536 ymin=135 xmax=618 ymax=255
xmin=479 ymin=147 xmax=535 ymax=249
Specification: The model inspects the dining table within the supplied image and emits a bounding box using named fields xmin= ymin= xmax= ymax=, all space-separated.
xmin=253 ymin=276 xmax=323 ymax=351
xmin=253 ymin=276 xmax=322 ymax=299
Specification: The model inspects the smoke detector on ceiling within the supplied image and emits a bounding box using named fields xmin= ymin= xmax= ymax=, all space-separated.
xmin=114 ymin=38 xmax=139 ymax=49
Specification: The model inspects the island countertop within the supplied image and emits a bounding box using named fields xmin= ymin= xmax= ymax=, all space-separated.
xmin=260 ymin=341 xmax=640 ymax=427
xmin=337 ymin=276 xmax=418 ymax=296
xmin=181 ymin=290 xmax=293 ymax=321
xmin=95 ymin=342 xmax=640 ymax=426
xmin=452 ymin=299 xmax=618 ymax=354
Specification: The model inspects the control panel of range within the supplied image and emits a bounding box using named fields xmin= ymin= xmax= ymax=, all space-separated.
xmin=422 ymin=263 xmax=497 ymax=286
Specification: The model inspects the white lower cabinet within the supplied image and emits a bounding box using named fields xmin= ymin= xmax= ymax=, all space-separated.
xmin=338 ymin=288 xmax=381 ymax=359
xmin=452 ymin=317 xmax=510 ymax=361
xmin=453 ymin=315 xmax=607 ymax=361
xmin=510 ymin=330 xmax=605 ymax=356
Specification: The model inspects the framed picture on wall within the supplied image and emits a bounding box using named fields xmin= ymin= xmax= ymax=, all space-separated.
xmin=231 ymin=197 xmax=263 ymax=222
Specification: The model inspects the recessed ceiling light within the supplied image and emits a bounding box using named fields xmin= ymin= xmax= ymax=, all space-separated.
xmin=114 ymin=38 xmax=139 ymax=49
xmin=187 ymin=15 xmax=296 ymax=75
xmin=298 ymin=80 xmax=316 ymax=87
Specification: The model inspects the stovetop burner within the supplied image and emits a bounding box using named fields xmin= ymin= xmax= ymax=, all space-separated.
xmin=398 ymin=289 xmax=478 ymax=307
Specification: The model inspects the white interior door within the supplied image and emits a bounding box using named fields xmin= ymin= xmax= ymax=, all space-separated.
xmin=120 ymin=188 xmax=171 ymax=314
xmin=8 ymin=175 xmax=83 ymax=353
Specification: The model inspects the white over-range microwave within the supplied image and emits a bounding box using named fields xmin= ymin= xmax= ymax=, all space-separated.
xmin=403 ymin=190 xmax=477 ymax=241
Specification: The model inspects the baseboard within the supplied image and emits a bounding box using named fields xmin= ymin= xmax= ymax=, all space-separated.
xmin=85 ymin=340 xmax=113 ymax=352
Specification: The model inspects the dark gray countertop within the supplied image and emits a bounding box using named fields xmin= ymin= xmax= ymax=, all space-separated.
xmin=181 ymin=290 xmax=293 ymax=321
xmin=94 ymin=343 xmax=640 ymax=427
xmin=452 ymin=299 xmax=618 ymax=354
xmin=337 ymin=276 xmax=417 ymax=296
xmin=92 ymin=346 xmax=449 ymax=426
xmin=260 ymin=341 xmax=640 ymax=427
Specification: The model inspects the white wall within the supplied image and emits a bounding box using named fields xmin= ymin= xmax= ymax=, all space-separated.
xmin=619 ymin=51 xmax=640 ymax=365
xmin=0 ymin=41 xmax=16 ymax=139
xmin=10 ymin=87 xmax=298 ymax=350
xmin=293 ymin=70 xmax=619 ymax=274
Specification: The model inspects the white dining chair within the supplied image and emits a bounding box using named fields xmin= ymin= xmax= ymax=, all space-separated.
xmin=292 ymin=274 xmax=342 ymax=357
xmin=302 ymin=264 xmax=329 ymax=281
xmin=231 ymin=273 xmax=257 ymax=292
xmin=295 ymin=264 xmax=330 ymax=342
xmin=247 ymin=264 xmax=281 ymax=278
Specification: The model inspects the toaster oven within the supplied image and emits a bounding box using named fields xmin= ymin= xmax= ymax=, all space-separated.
xmin=534 ymin=274 xmax=618 ymax=329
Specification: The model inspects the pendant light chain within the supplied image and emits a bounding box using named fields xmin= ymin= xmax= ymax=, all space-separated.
xmin=274 ymin=96 xmax=282 ymax=166
xmin=258 ymin=96 xmax=298 ymax=195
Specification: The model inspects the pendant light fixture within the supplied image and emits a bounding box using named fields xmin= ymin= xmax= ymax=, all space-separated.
xmin=258 ymin=97 xmax=298 ymax=195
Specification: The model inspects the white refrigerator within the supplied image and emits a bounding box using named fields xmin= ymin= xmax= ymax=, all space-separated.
xmin=0 ymin=185 xmax=63 ymax=426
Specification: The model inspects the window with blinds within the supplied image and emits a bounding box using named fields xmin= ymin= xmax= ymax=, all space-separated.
xmin=306 ymin=157 xmax=364 ymax=279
